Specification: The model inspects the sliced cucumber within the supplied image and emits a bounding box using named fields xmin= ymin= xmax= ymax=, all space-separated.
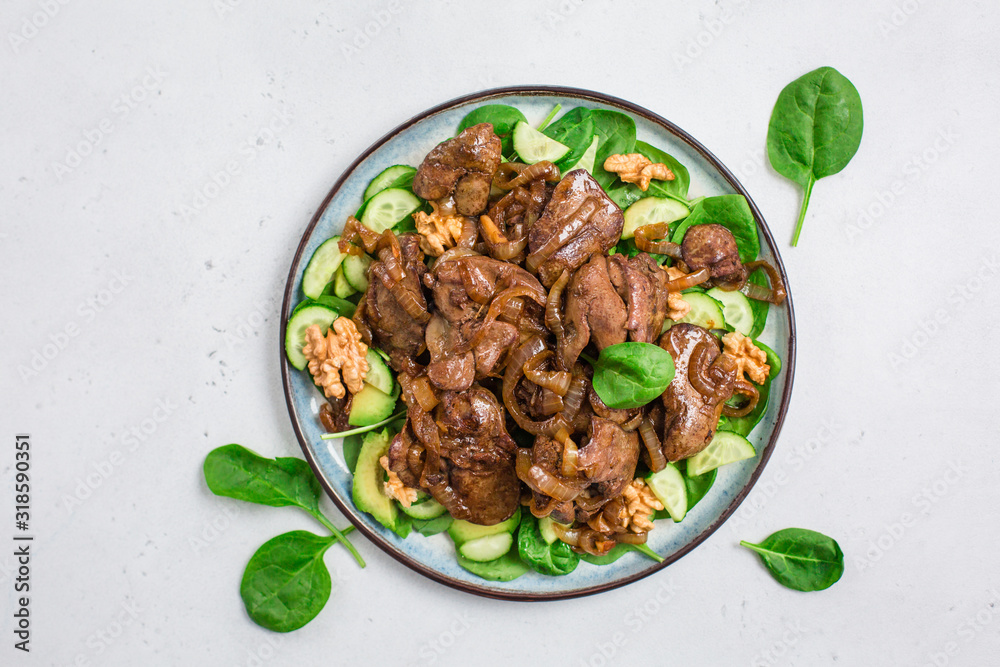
xmin=360 ymin=187 xmax=422 ymax=233
xmin=342 ymin=253 xmax=372 ymax=292
xmin=352 ymin=429 xmax=400 ymax=533
xmin=672 ymin=292 xmax=726 ymax=329
xmin=448 ymin=507 xmax=521 ymax=543
xmin=459 ymin=533 xmax=514 ymax=562
xmin=512 ymin=121 xmax=570 ymax=164
xmin=621 ymin=197 xmax=690 ymax=240
xmin=363 ymin=348 xmax=394 ymax=395
xmin=284 ymin=304 xmax=338 ymax=370
xmin=364 ymin=165 xmax=416 ymax=202
xmin=707 ymin=287 xmax=754 ymax=336
xmin=562 ymin=135 xmax=599 ymax=174
xmin=687 ymin=431 xmax=756 ymax=476
xmin=301 ymin=237 xmax=346 ymax=299
xmin=333 ymin=267 xmax=355 ymax=298
xmin=400 ymin=496 xmax=447 ymax=520
xmin=347 ymin=382 xmax=399 ymax=427
xmin=646 ymin=463 xmax=688 ymax=522
xmin=538 ymin=516 xmax=566 ymax=545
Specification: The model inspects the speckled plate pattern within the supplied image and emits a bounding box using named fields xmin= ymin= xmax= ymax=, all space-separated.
xmin=280 ymin=87 xmax=796 ymax=601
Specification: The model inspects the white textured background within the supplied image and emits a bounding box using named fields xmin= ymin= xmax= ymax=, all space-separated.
xmin=3 ymin=1 xmax=999 ymax=665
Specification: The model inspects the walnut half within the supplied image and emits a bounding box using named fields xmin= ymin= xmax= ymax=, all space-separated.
xmin=302 ymin=318 xmax=369 ymax=399
xmin=721 ymin=331 xmax=771 ymax=385
xmin=414 ymin=200 xmax=467 ymax=257
xmin=603 ymin=153 xmax=675 ymax=191
xmin=621 ymin=478 xmax=664 ymax=533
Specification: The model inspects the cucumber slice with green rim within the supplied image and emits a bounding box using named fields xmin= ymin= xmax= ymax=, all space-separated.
xmin=301 ymin=236 xmax=346 ymax=299
xmin=399 ymin=496 xmax=447 ymax=520
xmin=512 ymin=121 xmax=570 ymax=164
xmin=538 ymin=516 xmax=564 ymax=545
xmin=333 ymin=267 xmax=355 ymax=298
xmin=671 ymin=292 xmax=726 ymax=330
xmin=459 ymin=533 xmax=514 ymax=562
xmin=363 ymin=348 xmax=394 ymax=395
xmin=448 ymin=507 xmax=521 ymax=544
xmin=622 ymin=197 xmax=690 ymax=240
xmin=646 ymin=463 xmax=688 ymax=522
xmin=360 ymin=187 xmax=422 ymax=233
xmin=562 ymin=135 xmax=599 ymax=174
xmin=707 ymin=287 xmax=754 ymax=335
xmin=284 ymin=304 xmax=338 ymax=370
xmin=347 ymin=382 xmax=399 ymax=427
xmin=342 ymin=254 xmax=372 ymax=292
xmin=352 ymin=429 xmax=401 ymax=533
xmin=363 ymin=165 xmax=416 ymax=202
xmin=687 ymin=431 xmax=756 ymax=476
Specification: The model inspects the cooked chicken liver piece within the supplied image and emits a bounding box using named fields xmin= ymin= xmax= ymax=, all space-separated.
xmin=412 ymin=123 xmax=502 ymax=216
xmin=527 ymin=169 xmax=624 ymax=287
xmin=680 ymin=223 xmax=746 ymax=286
xmin=658 ymin=323 xmax=737 ymax=461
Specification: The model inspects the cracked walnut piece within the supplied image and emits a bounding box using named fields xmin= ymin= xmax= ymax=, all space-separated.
xmin=414 ymin=201 xmax=466 ymax=256
xmin=302 ymin=318 xmax=369 ymax=399
xmin=379 ymin=455 xmax=418 ymax=507
xmin=603 ymin=153 xmax=675 ymax=191
xmin=722 ymin=331 xmax=770 ymax=385
xmin=665 ymin=266 xmax=691 ymax=320
xmin=621 ymin=478 xmax=664 ymax=533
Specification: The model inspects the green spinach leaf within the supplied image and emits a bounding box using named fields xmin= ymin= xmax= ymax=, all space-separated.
xmin=591 ymin=109 xmax=637 ymax=192
xmin=766 ymin=66 xmax=863 ymax=246
xmin=589 ymin=342 xmax=676 ymax=410
xmin=578 ymin=542 xmax=664 ymax=566
xmin=747 ymin=268 xmax=770 ymax=338
xmin=342 ymin=434 xmax=363 ymax=474
xmin=682 ymin=462 xmax=716 ymax=510
xmin=204 ymin=444 xmax=321 ymax=512
xmin=636 ymin=140 xmax=690 ymax=199
xmin=740 ymin=528 xmax=844 ymax=591
xmin=457 ymin=104 xmax=527 ymax=155
xmin=516 ymin=516 xmax=579 ymax=576
xmin=671 ymin=195 xmax=760 ymax=263
xmin=240 ymin=531 xmax=335 ymax=632
xmin=456 ymin=548 xmax=529 ymax=582
xmin=542 ymin=106 xmax=595 ymax=171
xmin=411 ymin=513 xmax=453 ymax=537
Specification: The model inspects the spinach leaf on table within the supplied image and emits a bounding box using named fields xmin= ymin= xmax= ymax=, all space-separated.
xmin=587 ymin=342 xmax=676 ymax=410
xmin=457 ymin=104 xmax=527 ymax=155
xmin=516 ymin=516 xmax=579 ymax=576
xmin=204 ymin=444 xmax=322 ymax=512
xmin=740 ymin=528 xmax=844 ymax=591
xmin=766 ymin=66 xmax=863 ymax=246
xmin=240 ymin=530 xmax=336 ymax=632
xmin=671 ymin=194 xmax=760 ymax=263
xmin=542 ymin=106 xmax=595 ymax=171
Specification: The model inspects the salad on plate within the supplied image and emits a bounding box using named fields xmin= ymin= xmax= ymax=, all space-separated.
xmin=283 ymin=102 xmax=787 ymax=581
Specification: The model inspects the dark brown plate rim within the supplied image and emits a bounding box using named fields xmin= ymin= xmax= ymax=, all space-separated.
xmin=280 ymin=85 xmax=796 ymax=602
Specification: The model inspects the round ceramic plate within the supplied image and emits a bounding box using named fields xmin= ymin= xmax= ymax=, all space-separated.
xmin=281 ymin=86 xmax=796 ymax=601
